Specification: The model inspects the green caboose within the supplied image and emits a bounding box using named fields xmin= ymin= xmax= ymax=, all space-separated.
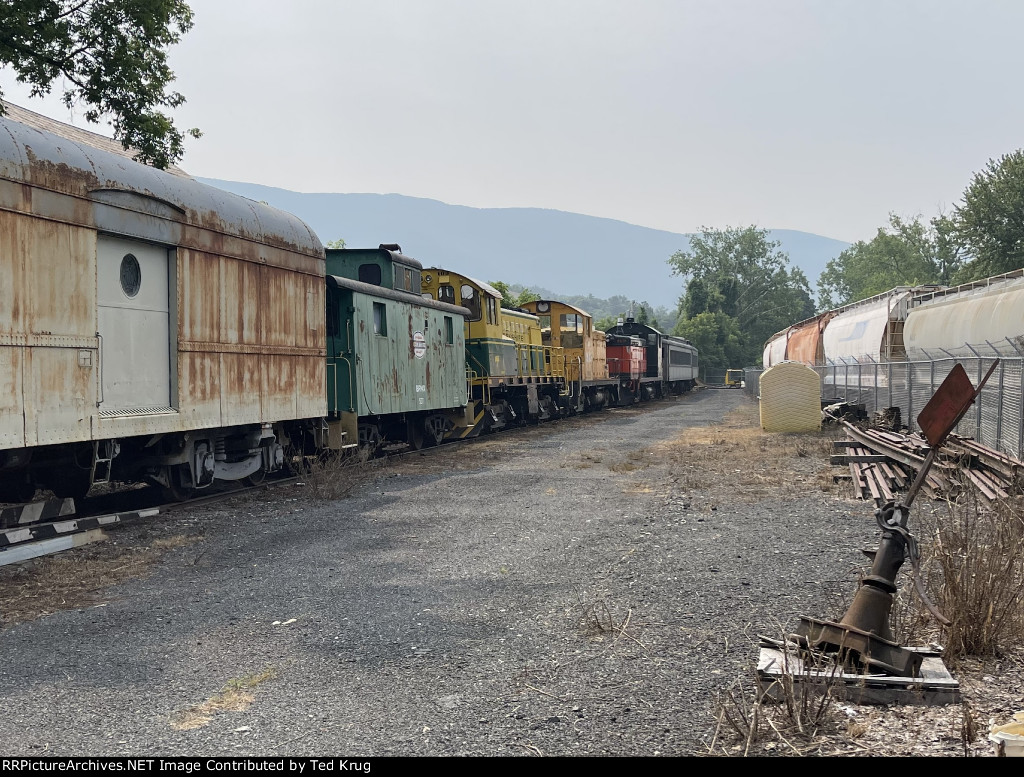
xmin=325 ymin=245 xmax=470 ymax=448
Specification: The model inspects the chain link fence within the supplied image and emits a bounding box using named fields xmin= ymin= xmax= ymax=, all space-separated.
xmin=743 ymin=355 xmax=1024 ymax=460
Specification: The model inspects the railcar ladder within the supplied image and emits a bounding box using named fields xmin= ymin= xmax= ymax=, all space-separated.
xmin=91 ymin=440 xmax=116 ymax=485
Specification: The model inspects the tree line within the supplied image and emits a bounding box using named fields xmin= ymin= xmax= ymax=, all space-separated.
xmin=669 ymin=149 xmax=1024 ymax=373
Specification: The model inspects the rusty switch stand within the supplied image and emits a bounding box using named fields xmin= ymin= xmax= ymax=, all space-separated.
xmin=785 ymin=361 xmax=999 ymax=678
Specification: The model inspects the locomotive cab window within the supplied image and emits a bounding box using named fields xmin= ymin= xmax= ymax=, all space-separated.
xmin=560 ymin=313 xmax=583 ymax=348
xmin=460 ymin=284 xmax=481 ymax=321
xmin=359 ymin=263 xmax=382 ymax=286
xmin=373 ymin=302 xmax=387 ymax=335
xmin=486 ymin=297 xmax=498 ymax=325
xmin=438 ymin=284 xmax=456 ymax=304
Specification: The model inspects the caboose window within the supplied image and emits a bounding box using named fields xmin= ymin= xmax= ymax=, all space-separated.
xmin=444 ymin=316 xmax=454 ymax=345
xmin=373 ymin=302 xmax=387 ymax=335
xmin=359 ymin=263 xmax=382 ymax=286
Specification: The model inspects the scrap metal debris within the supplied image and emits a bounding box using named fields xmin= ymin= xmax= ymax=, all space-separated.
xmin=831 ymin=422 xmax=1023 ymax=505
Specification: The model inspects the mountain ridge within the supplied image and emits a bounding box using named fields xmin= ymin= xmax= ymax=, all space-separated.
xmin=199 ymin=178 xmax=851 ymax=309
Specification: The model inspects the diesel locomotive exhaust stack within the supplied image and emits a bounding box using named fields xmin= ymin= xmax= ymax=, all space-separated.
xmin=787 ymin=361 xmax=999 ymax=677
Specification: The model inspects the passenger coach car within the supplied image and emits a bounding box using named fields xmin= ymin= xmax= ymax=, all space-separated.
xmin=0 ymin=103 xmax=330 ymax=501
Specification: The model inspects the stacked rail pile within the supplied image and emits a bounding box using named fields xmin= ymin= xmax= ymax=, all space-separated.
xmin=831 ymin=422 xmax=1023 ymax=506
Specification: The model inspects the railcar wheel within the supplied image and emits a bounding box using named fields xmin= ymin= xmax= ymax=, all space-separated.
xmin=242 ymin=464 xmax=267 ymax=487
xmin=358 ymin=424 xmax=382 ymax=453
xmin=162 ymin=464 xmax=196 ymax=502
xmin=424 ymin=415 xmax=447 ymax=447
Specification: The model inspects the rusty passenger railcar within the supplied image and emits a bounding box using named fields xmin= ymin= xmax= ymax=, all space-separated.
xmin=0 ymin=104 xmax=328 ymax=501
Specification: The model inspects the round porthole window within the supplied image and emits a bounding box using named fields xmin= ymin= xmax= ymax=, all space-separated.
xmin=120 ymin=253 xmax=141 ymax=297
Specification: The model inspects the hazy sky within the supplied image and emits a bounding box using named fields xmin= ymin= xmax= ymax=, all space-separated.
xmin=3 ymin=0 xmax=1023 ymax=243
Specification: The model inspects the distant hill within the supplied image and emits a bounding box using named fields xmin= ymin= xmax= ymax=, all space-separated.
xmin=199 ymin=178 xmax=850 ymax=310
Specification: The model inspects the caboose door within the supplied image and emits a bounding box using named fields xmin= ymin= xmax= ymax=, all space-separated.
xmin=96 ymin=236 xmax=172 ymax=412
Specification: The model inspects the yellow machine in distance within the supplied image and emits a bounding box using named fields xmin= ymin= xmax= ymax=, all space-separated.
xmin=724 ymin=369 xmax=744 ymax=388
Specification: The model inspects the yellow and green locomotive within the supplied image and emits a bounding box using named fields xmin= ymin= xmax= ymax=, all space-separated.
xmin=421 ymin=268 xmax=567 ymax=437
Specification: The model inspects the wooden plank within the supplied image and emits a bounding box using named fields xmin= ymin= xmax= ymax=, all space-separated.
xmin=757 ymin=647 xmax=960 ymax=706
xmin=864 ymin=468 xmax=883 ymax=501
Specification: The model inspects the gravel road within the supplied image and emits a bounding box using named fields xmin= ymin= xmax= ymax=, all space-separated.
xmin=0 ymin=390 xmax=955 ymax=756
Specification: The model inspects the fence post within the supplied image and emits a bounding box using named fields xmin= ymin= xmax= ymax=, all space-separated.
xmin=996 ymin=359 xmax=1005 ymax=452
xmin=887 ymin=360 xmax=893 ymax=410
xmin=874 ymin=361 xmax=879 ymax=414
xmin=907 ymin=361 xmax=914 ymax=434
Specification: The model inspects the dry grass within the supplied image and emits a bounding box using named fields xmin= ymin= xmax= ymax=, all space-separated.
xmin=0 ymin=534 xmax=200 ymax=627
xmin=640 ymin=405 xmax=839 ymax=500
xmin=710 ymin=636 xmax=845 ymax=757
xmin=573 ymin=586 xmax=643 ymax=649
xmin=910 ymin=490 xmax=1024 ymax=664
xmin=290 ymin=447 xmax=380 ymax=501
xmin=170 ymin=667 xmax=278 ymax=730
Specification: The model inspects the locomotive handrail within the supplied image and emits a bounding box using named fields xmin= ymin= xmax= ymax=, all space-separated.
xmin=330 ymin=356 xmax=356 ymax=412
xmin=465 ymin=365 xmax=489 ymax=405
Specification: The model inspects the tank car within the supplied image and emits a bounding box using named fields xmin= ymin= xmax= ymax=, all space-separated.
xmin=324 ymin=245 xmax=470 ymax=449
xmin=519 ymin=300 xmax=618 ymax=410
xmin=0 ymin=103 xmax=330 ymax=502
xmin=420 ymin=269 xmax=565 ymax=436
xmin=603 ymin=318 xmax=698 ymax=397
xmin=904 ymin=270 xmax=1024 ymax=358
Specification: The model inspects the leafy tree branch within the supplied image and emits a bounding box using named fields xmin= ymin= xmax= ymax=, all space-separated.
xmin=0 ymin=0 xmax=200 ymax=168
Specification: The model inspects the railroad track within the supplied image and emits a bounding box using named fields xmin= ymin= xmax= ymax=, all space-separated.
xmin=0 ymin=478 xmax=296 ymax=566
xmin=0 ymin=392 xmax=700 ymax=566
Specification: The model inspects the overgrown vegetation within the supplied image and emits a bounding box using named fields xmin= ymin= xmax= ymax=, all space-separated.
xmin=669 ymin=226 xmax=816 ymax=374
xmin=289 ymin=447 xmax=379 ymax=502
xmin=912 ymin=490 xmax=1024 ymax=663
xmin=0 ymin=533 xmax=199 ymax=628
xmin=710 ymin=635 xmax=845 ymax=756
